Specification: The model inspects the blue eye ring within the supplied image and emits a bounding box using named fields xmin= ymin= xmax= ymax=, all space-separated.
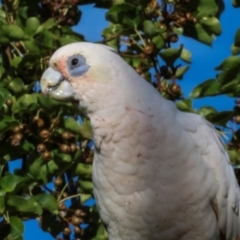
xmin=67 ymin=54 xmax=89 ymax=77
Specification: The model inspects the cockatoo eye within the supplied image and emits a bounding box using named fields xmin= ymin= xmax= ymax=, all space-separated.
xmin=67 ymin=54 xmax=89 ymax=77
xmin=71 ymin=58 xmax=78 ymax=65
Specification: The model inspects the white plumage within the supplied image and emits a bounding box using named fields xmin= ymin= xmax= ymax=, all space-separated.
xmin=40 ymin=42 xmax=240 ymax=240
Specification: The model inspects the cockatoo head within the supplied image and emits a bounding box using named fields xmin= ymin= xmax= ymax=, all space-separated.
xmin=41 ymin=42 xmax=137 ymax=113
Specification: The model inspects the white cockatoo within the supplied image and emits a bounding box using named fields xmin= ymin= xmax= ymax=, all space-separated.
xmin=40 ymin=42 xmax=240 ymax=240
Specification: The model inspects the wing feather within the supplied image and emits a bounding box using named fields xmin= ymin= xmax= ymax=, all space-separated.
xmin=177 ymin=111 xmax=240 ymax=239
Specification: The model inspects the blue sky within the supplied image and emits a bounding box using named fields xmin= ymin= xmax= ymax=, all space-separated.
xmin=3 ymin=1 xmax=240 ymax=239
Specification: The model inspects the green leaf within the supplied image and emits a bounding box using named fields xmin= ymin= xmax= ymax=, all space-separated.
xmin=9 ymin=78 xmax=25 ymax=94
xmin=0 ymin=175 xmax=24 ymax=193
xmin=106 ymin=3 xmax=140 ymax=27
xmin=197 ymin=0 xmax=219 ymax=15
xmin=231 ymin=44 xmax=240 ymax=55
xmin=152 ymin=35 xmax=165 ymax=51
xmin=190 ymin=79 xmax=220 ymax=98
xmin=0 ymin=116 xmax=18 ymax=134
xmin=43 ymin=18 xmax=57 ymax=31
xmin=11 ymin=57 xmax=22 ymax=68
xmin=233 ymin=0 xmax=240 ymax=7
xmin=23 ymin=40 xmax=41 ymax=54
xmin=180 ymin=49 xmax=191 ymax=63
xmin=74 ymin=163 xmax=92 ymax=178
xmin=26 ymin=17 xmax=40 ymax=35
xmin=173 ymin=27 xmax=183 ymax=35
xmin=92 ymin=223 xmax=108 ymax=240
xmin=234 ymin=29 xmax=240 ymax=47
xmin=217 ymin=67 xmax=240 ymax=84
xmin=0 ymin=25 xmax=27 ymax=42
xmin=39 ymin=30 xmax=56 ymax=48
xmin=55 ymin=153 xmax=72 ymax=163
xmin=215 ymin=56 xmax=240 ymax=70
xmin=194 ymin=23 xmax=213 ymax=45
xmin=219 ymin=78 xmax=240 ymax=93
xmin=64 ymin=117 xmax=80 ymax=133
xmin=175 ymin=66 xmax=189 ymax=79
xmin=7 ymin=195 xmax=43 ymax=215
xmin=228 ymin=149 xmax=237 ymax=164
xmin=143 ymin=20 xmax=158 ymax=37
xmin=79 ymin=179 xmax=93 ymax=193
xmin=27 ymin=154 xmax=44 ymax=179
xmin=12 ymin=93 xmax=38 ymax=113
xmin=80 ymin=193 xmax=92 ymax=204
xmin=0 ymin=9 xmax=6 ymax=19
xmin=9 ymin=217 xmax=24 ymax=239
xmin=0 ymin=87 xmax=11 ymax=98
xmin=105 ymin=37 xmax=119 ymax=51
xmin=0 ymin=95 xmax=4 ymax=109
xmin=0 ymin=189 xmax=5 ymax=214
xmin=80 ymin=120 xmax=92 ymax=139
xmin=176 ymin=99 xmax=192 ymax=112
xmin=198 ymin=106 xmax=217 ymax=118
xmin=37 ymin=94 xmax=63 ymax=111
xmin=33 ymin=193 xmax=58 ymax=215
xmin=40 ymin=160 xmax=59 ymax=183
xmin=22 ymin=141 xmax=35 ymax=152
xmin=159 ymin=45 xmax=183 ymax=66
xmin=57 ymin=35 xmax=79 ymax=46
xmin=199 ymin=15 xmax=221 ymax=35
xmin=207 ymin=111 xmax=233 ymax=127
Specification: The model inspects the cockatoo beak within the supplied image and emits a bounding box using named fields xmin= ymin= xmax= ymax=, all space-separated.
xmin=40 ymin=67 xmax=74 ymax=100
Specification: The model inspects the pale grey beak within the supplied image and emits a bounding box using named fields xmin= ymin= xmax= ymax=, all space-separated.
xmin=40 ymin=67 xmax=74 ymax=100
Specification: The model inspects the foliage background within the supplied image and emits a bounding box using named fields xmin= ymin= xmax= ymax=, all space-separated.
xmin=0 ymin=0 xmax=240 ymax=239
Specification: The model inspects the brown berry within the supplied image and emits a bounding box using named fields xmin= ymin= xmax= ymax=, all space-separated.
xmin=59 ymin=210 xmax=67 ymax=218
xmin=71 ymin=216 xmax=82 ymax=226
xmin=37 ymin=143 xmax=46 ymax=153
xmin=12 ymin=126 xmax=21 ymax=133
xmin=169 ymin=33 xmax=179 ymax=43
xmin=13 ymin=133 xmax=23 ymax=140
xmin=74 ymin=226 xmax=82 ymax=234
xmin=62 ymin=131 xmax=71 ymax=140
xmin=159 ymin=23 xmax=166 ymax=30
xmin=85 ymin=157 xmax=93 ymax=164
xmin=70 ymin=144 xmax=78 ymax=153
xmin=54 ymin=177 xmax=63 ymax=187
xmin=192 ymin=17 xmax=197 ymax=24
xmin=186 ymin=12 xmax=193 ymax=21
xmin=235 ymin=115 xmax=240 ymax=124
xmin=177 ymin=17 xmax=187 ymax=25
xmin=74 ymin=209 xmax=86 ymax=217
xmin=15 ymin=41 xmax=21 ymax=48
xmin=11 ymin=138 xmax=20 ymax=146
xmin=58 ymin=202 xmax=66 ymax=210
xmin=171 ymin=84 xmax=181 ymax=94
xmin=59 ymin=144 xmax=70 ymax=153
xmin=40 ymin=129 xmax=50 ymax=139
xmin=6 ymin=98 xmax=13 ymax=106
xmin=37 ymin=118 xmax=45 ymax=128
xmin=63 ymin=227 xmax=71 ymax=236
xmin=140 ymin=73 xmax=147 ymax=79
xmin=135 ymin=67 xmax=144 ymax=75
xmin=139 ymin=53 xmax=146 ymax=59
xmin=41 ymin=151 xmax=52 ymax=161
xmin=143 ymin=44 xmax=153 ymax=55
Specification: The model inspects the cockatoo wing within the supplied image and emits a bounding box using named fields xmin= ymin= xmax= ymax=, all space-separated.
xmin=177 ymin=111 xmax=240 ymax=240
